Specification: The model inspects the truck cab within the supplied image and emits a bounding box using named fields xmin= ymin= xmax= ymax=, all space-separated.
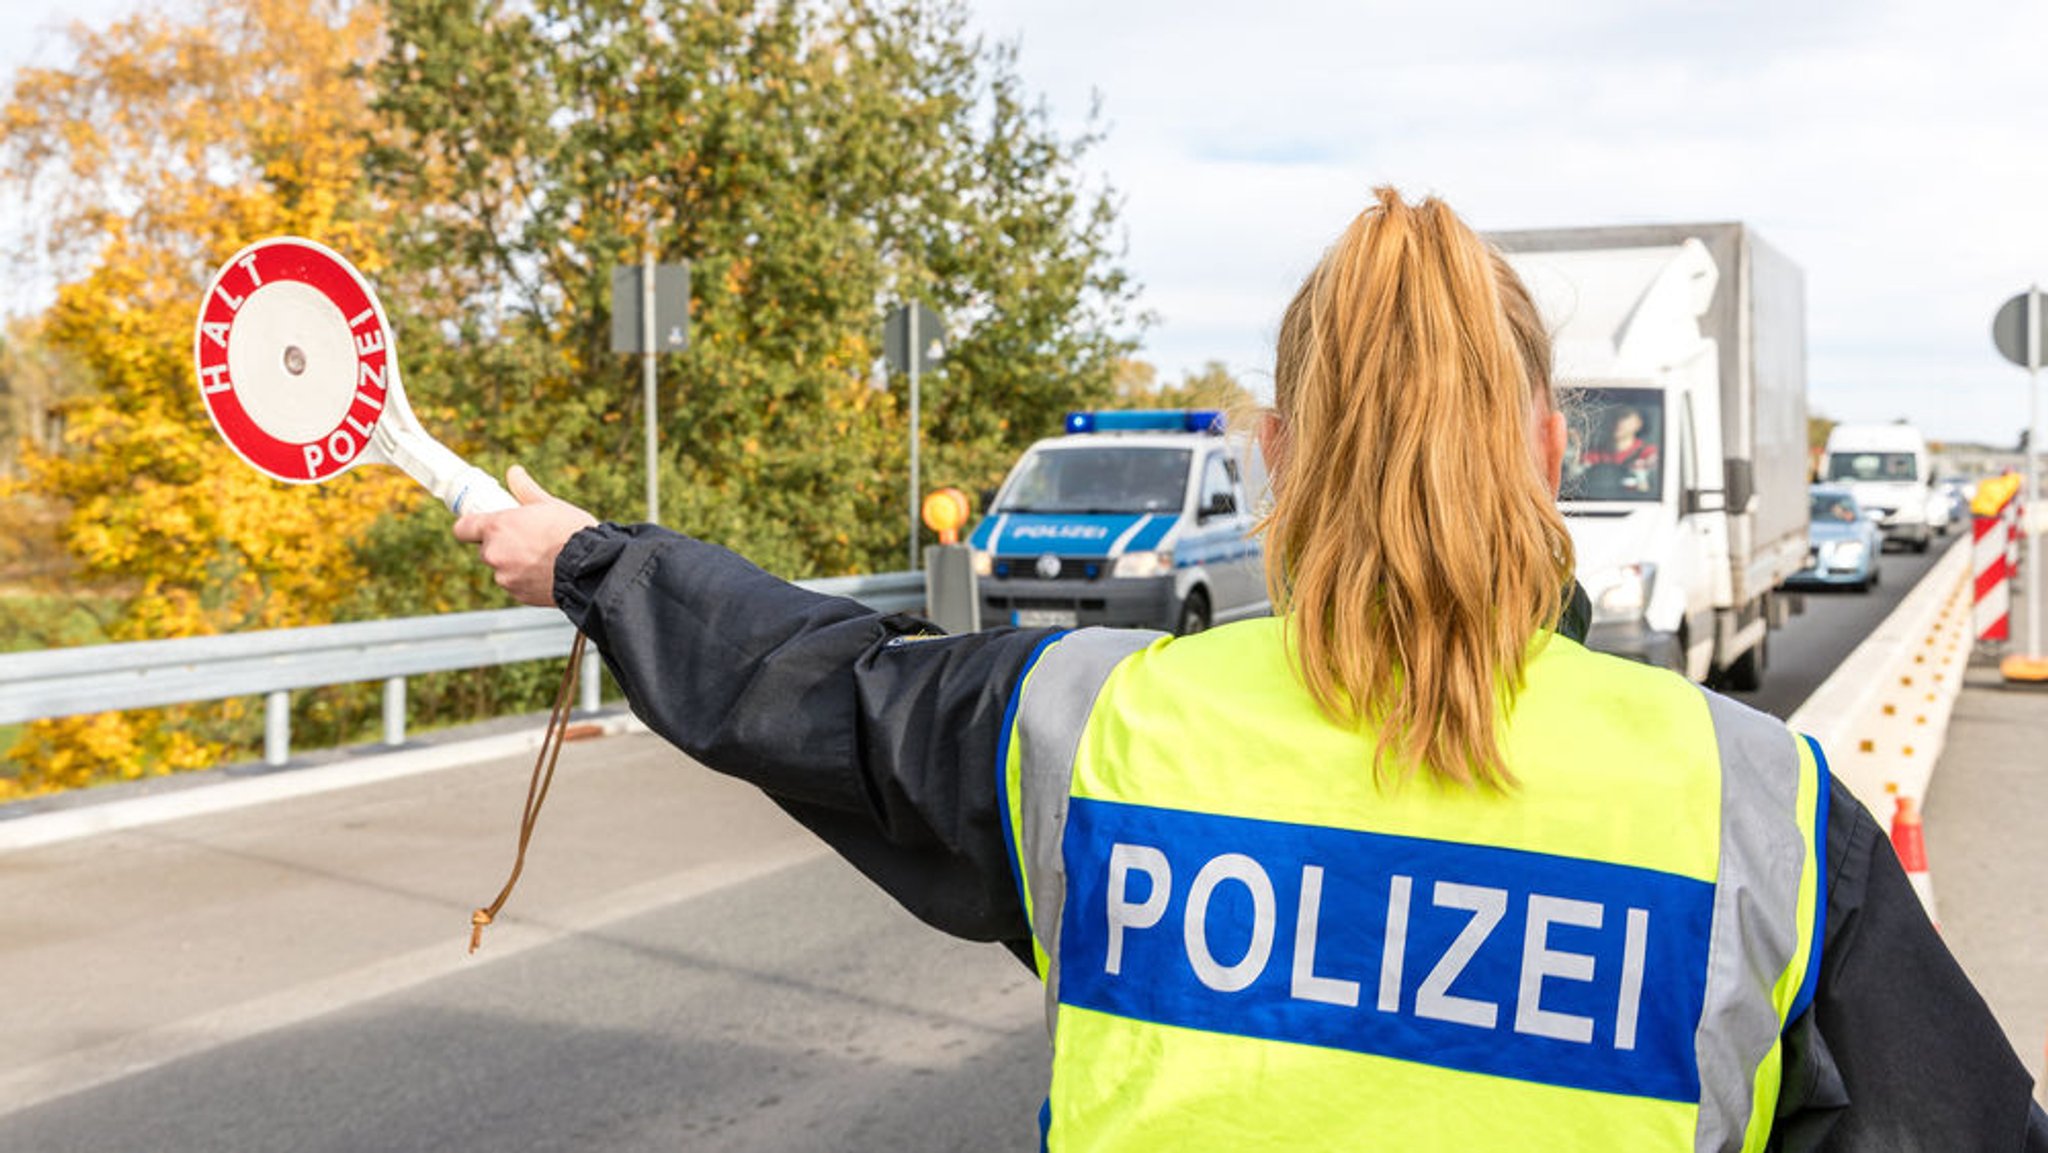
xmin=968 ymin=409 xmax=1269 ymax=634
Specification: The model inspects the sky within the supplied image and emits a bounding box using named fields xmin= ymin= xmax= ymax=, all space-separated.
xmin=5 ymin=0 xmax=2047 ymax=446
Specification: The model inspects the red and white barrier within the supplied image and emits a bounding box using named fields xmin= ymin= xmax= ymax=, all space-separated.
xmin=1975 ymin=512 xmax=2013 ymax=645
xmin=2007 ymin=494 xmax=2021 ymax=575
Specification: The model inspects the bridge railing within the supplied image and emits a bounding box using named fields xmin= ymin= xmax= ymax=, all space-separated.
xmin=0 ymin=570 xmax=927 ymax=766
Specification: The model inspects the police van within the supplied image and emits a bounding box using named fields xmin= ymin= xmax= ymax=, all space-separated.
xmin=968 ymin=409 xmax=1269 ymax=634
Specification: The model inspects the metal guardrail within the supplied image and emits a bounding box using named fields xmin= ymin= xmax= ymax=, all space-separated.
xmin=0 ymin=569 xmax=927 ymax=765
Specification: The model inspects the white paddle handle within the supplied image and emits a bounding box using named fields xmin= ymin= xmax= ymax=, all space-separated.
xmin=447 ymin=465 xmax=520 ymax=516
xmin=373 ymin=421 xmax=518 ymax=516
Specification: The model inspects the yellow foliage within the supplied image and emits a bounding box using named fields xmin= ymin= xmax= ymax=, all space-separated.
xmin=1 ymin=709 xmax=219 ymax=801
xmin=2 ymin=0 xmax=406 ymax=789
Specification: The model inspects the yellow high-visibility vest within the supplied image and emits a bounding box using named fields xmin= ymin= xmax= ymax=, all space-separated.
xmin=1000 ymin=618 xmax=1827 ymax=1152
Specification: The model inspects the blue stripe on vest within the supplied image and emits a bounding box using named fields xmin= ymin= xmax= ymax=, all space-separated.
xmin=1790 ymin=735 xmax=1831 ymax=1024
xmin=1059 ymin=798 xmax=1714 ymax=1103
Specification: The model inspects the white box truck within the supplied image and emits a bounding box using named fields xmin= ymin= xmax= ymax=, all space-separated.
xmin=1492 ymin=223 xmax=1809 ymax=690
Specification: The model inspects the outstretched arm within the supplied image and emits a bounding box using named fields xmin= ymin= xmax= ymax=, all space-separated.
xmin=455 ymin=469 xmax=1053 ymax=956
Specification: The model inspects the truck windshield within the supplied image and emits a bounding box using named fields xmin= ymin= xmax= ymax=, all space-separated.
xmin=1560 ymin=386 xmax=1664 ymax=503
xmin=996 ymin=447 xmax=1192 ymax=514
xmin=1825 ymin=452 xmax=1918 ymax=483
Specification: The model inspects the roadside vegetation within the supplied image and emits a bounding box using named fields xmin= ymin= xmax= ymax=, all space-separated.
xmin=0 ymin=0 xmax=1224 ymax=797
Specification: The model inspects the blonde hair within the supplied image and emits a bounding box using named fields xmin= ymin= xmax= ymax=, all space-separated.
xmin=1263 ymin=188 xmax=1574 ymax=790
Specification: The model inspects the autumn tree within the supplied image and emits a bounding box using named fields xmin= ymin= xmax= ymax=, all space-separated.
xmin=0 ymin=0 xmax=1143 ymax=796
xmin=368 ymin=0 xmax=1142 ymax=579
xmin=0 ymin=0 xmax=416 ymax=792
xmin=0 ymin=318 xmax=83 ymax=600
xmin=1121 ymin=358 xmax=1257 ymax=418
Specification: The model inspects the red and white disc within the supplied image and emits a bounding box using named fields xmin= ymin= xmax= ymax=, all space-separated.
xmin=193 ymin=237 xmax=396 ymax=484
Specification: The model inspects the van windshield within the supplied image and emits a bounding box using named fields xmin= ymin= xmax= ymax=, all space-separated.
xmin=1560 ymin=386 xmax=1664 ymax=503
xmin=996 ymin=447 xmax=1192 ymax=514
xmin=1826 ymin=452 xmax=1918 ymax=483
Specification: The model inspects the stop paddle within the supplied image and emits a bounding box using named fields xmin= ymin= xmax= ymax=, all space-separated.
xmin=192 ymin=237 xmax=516 ymax=515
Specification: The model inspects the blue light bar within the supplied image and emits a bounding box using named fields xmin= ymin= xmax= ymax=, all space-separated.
xmin=1064 ymin=409 xmax=1223 ymax=435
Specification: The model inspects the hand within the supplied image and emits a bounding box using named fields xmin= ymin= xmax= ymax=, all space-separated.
xmin=452 ymin=465 xmax=599 ymax=607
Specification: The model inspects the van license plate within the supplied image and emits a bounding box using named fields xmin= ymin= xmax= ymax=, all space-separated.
xmin=1014 ymin=609 xmax=1078 ymax=628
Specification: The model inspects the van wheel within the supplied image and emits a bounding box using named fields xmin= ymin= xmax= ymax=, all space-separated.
xmin=1176 ymin=590 xmax=1211 ymax=636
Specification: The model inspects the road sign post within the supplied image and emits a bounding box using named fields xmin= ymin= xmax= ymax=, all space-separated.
xmin=1991 ymin=287 xmax=2046 ymax=671
xmin=884 ymin=302 xmax=945 ymax=570
xmin=611 ymin=236 xmax=690 ymax=525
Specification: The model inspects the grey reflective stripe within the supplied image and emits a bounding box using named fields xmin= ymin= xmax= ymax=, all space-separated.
xmin=1694 ymin=689 xmax=1812 ymax=1153
xmin=1011 ymin=626 xmax=1161 ymax=1035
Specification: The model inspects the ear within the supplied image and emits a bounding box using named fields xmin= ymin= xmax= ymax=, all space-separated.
xmin=1538 ymin=409 xmax=1567 ymax=496
xmin=1258 ymin=410 xmax=1289 ymax=481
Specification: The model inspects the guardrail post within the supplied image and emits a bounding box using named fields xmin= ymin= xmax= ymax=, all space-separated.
xmin=924 ymin=545 xmax=981 ymax=634
xmin=264 ymin=690 xmax=290 ymax=766
xmin=579 ymin=649 xmax=601 ymax=714
xmin=383 ymin=677 xmax=407 ymax=746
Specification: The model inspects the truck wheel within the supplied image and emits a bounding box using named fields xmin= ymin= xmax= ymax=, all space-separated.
xmin=1722 ymin=632 xmax=1766 ymax=692
xmin=1176 ymin=590 xmax=1211 ymax=636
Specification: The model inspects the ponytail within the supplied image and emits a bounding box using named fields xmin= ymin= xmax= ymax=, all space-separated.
xmin=1263 ymin=188 xmax=1574 ymax=789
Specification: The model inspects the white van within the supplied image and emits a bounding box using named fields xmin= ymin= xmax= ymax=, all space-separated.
xmin=1820 ymin=424 xmax=1936 ymax=551
xmin=967 ymin=409 xmax=1269 ymax=635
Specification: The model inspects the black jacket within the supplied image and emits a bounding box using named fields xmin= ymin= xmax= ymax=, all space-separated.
xmin=556 ymin=523 xmax=2048 ymax=1152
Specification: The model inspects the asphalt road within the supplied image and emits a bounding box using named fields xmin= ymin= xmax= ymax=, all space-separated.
xmin=1725 ymin=532 xmax=1953 ymax=720
xmin=0 ymin=742 xmax=1050 ymax=1153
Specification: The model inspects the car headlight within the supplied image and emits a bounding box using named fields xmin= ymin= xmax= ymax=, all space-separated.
xmin=1112 ymin=549 xmax=1173 ymax=578
xmin=1591 ymin=564 xmax=1656 ymax=623
xmin=971 ymin=550 xmax=992 ymax=577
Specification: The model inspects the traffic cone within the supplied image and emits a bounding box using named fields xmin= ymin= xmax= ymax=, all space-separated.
xmin=1888 ymin=790 xmax=1940 ymax=928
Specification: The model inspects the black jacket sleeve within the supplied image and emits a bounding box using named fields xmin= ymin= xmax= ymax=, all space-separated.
xmin=554 ymin=523 xmax=1050 ymax=960
xmin=1774 ymin=775 xmax=2048 ymax=1151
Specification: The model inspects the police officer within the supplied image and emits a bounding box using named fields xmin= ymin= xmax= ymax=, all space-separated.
xmin=456 ymin=189 xmax=2048 ymax=1150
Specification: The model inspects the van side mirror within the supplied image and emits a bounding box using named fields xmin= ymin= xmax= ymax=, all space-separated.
xmin=1203 ymin=492 xmax=1236 ymax=518
xmin=978 ymin=487 xmax=998 ymax=513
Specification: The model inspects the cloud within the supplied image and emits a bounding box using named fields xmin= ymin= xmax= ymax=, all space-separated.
xmin=6 ymin=0 xmax=2044 ymax=442
xmin=979 ymin=0 xmax=2048 ymax=443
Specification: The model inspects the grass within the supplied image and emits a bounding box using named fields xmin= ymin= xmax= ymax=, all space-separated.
xmin=0 ymin=591 xmax=115 ymax=654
